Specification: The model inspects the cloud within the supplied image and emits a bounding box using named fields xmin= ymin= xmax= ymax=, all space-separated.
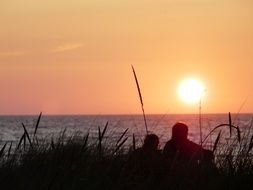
xmin=0 ymin=51 xmax=25 ymax=57
xmin=52 ymin=43 xmax=84 ymax=53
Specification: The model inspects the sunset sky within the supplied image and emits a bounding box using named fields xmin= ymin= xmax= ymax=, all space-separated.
xmin=0 ymin=0 xmax=253 ymax=115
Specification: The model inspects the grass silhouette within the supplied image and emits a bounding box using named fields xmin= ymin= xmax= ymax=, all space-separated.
xmin=0 ymin=113 xmax=253 ymax=190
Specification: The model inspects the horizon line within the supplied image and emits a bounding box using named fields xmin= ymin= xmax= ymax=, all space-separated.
xmin=0 ymin=112 xmax=253 ymax=116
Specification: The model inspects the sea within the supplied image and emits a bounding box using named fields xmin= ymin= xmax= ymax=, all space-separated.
xmin=0 ymin=114 xmax=253 ymax=148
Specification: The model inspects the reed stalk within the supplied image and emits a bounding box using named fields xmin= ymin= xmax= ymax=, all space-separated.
xmin=131 ymin=65 xmax=148 ymax=135
xmin=199 ymin=98 xmax=202 ymax=146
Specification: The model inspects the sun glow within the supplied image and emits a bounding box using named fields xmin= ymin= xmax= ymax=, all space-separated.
xmin=178 ymin=79 xmax=205 ymax=104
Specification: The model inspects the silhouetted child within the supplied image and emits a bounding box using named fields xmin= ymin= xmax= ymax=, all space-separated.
xmin=120 ymin=134 xmax=165 ymax=190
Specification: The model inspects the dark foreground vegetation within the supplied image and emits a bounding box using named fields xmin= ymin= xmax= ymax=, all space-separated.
xmin=1 ymin=113 xmax=253 ymax=190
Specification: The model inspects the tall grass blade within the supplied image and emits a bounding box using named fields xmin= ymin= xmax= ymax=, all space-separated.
xmin=116 ymin=128 xmax=129 ymax=145
xmin=233 ymin=96 xmax=248 ymax=124
xmin=213 ymin=130 xmax=221 ymax=153
xmin=236 ymin=126 xmax=241 ymax=143
xmin=114 ymin=137 xmax=128 ymax=155
xmin=81 ymin=133 xmax=89 ymax=152
xmin=202 ymin=123 xmax=238 ymax=143
xmin=16 ymin=133 xmax=25 ymax=150
xmin=34 ymin=112 xmax=42 ymax=136
xmin=98 ymin=126 xmax=101 ymax=141
xmin=60 ymin=128 xmax=67 ymax=142
xmin=199 ymin=98 xmax=202 ymax=146
xmin=51 ymin=139 xmax=55 ymax=150
xmin=98 ymin=122 xmax=108 ymax=155
xmin=229 ymin=112 xmax=232 ymax=137
xmin=131 ymin=65 xmax=148 ymax=134
xmin=7 ymin=142 xmax=12 ymax=158
xmin=23 ymin=134 xmax=26 ymax=150
xmin=98 ymin=126 xmax=102 ymax=154
xmin=22 ymin=123 xmax=33 ymax=149
xmin=247 ymin=133 xmax=253 ymax=154
xmin=0 ymin=142 xmax=7 ymax=158
xmin=101 ymin=122 xmax=108 ymax=140
xmin=131 ymin=65 xmax=143 ymax=107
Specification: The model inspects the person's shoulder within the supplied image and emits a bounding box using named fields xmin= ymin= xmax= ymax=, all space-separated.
xmin=186 ymin=140 xmax=202 ymax=150
xmin=164 ymin=139 xmax=176 ymax=149
xmin=164 ymin=139 xmax=173 ymax=147
xmin=163 ymin=140 xmax=175 ymax=155
xmin=186 ymin=139 xmax=199 ymax=145
xmin=166 ymin=139 xmax=173 ymax=143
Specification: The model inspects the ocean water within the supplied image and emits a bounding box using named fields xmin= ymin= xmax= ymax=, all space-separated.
xmin=0 ymin=114 xmax=252 ymax=148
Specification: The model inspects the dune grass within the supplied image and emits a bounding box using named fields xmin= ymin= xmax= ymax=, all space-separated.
xmin=0 ymin=114 xmax=253 ymax=190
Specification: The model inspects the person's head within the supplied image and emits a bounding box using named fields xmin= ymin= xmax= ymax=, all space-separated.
xmin=143 ymin=134 xmax=159 ymax=150
xmin=172 ymin=122 xmax=188 ymax=141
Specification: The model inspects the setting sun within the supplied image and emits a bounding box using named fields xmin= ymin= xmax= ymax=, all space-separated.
xmin=178 ymin=79 xmax=205 ymax=104
xmin=1 ymin=0 xmax=253 ymax=114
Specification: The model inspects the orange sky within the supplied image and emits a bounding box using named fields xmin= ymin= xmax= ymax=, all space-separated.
xmin=0 ymin=0 xmax=253 ymax=114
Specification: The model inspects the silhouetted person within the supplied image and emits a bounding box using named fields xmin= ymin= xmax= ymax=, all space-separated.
xmin=162 ymin=122 xmax=217 ymax=189
xmin=120 ymin=134 xmax=165 ymax=190
xmin=163 ymin=122 xmax=214 ymax=166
